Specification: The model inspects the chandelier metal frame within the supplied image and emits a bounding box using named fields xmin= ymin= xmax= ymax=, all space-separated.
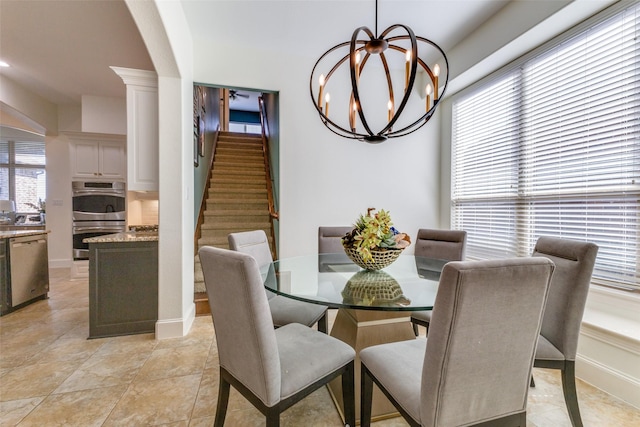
xmin=309 ymin=0 xmax=449 ymax=143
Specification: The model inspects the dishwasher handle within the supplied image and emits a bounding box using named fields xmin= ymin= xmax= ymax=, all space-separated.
xmin=11 ymin=239 xmax=47 ymax=247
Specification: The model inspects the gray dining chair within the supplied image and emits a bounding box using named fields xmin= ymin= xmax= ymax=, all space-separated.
xmin=198 ymin=246 xmax=356 ymax=427
xmin=228 ymin=230 xmax=329 ymax=333
xmin=410 ymin=228 xmax=467 ymax=335
xmin=531 ymin=236 xmax=598 ymax=427
xmin=318 ymin=226 xmax=352 ymax=253
xmin=317 ymin=226 xmax=354 ymax=272
xmin=360 ymin=257 xmax=555 ymax=427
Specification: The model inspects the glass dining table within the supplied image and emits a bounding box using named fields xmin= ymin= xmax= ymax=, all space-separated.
xmin=263 ymin=252 xmax=448 ymax=422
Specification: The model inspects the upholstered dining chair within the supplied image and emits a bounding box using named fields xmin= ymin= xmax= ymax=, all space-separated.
xmin=410 ymin=228 xmax=467 ymax=335
xmin=360 ymin=258 xmax=555 ymax=427
xmin=318 ymin=226 xmax=352 ymax=253
xmin=198 ymin=246 xmax=356 ymax=427
xmin=531 ymin=236 xmax=598 ymax=427
xmin=317 ymin=226 xmax=354 ymax=272
xmin=228 ymin=230 xmax=329 ymax=333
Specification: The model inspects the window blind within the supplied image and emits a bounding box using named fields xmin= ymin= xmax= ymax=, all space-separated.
xmin=452 ymin=2 xmax=640 ymax=291
xmin=0 ymin=140 xmax=47 ymax=213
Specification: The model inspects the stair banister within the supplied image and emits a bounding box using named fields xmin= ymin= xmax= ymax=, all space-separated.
xmin=258 ymin=96 xmax=279 ymax=221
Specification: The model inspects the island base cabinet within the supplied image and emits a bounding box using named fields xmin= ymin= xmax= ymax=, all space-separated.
xmin=89 ymin=241 xmax=158 ymax=339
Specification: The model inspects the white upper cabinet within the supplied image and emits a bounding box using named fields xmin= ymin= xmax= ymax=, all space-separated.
xmin=68 ymin=133 xmax=125 ymax=180
xmin=111 ymin=67 xmax=159 ymax=192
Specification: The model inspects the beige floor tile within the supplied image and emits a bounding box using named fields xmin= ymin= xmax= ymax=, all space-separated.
xmin=189 ymin=416 xmax=215 ymax=426
xmin=17 ymin=385 xmax=127 ymax=427
xmin=135 ymin=342 xmax=210 ymax=381
xmin=0 ymin=360 xmax=81 ymax=401
xmin=191 ymin=366 xmax=219 ymax=419
xmin=0 ymin=397 xmax=45 ymax=426
xmin=54 ymin=351 xmax=150 ymax=393
xmin=104 ymin=374 xmax=201 ymax=426
xmin=27 ymin=336 xmax=103 ymax=364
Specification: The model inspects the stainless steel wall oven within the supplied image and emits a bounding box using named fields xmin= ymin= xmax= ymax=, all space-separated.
xmin=72 ymin=181 xmax=126 ymax=260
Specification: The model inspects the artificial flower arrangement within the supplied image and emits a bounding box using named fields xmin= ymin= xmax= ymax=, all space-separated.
xmin=342 ymin=208 xmax=411 ymax=268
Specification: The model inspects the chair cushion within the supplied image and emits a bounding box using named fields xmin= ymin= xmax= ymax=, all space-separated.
xmin=411 ymin=310 xmax=432 ymax=323
xmin=268 ymin=296 xmax=327 ymax=328
xmin=535 ymin=334 xmax=565 ymax=361
xmin=276 ymin=323 xmax=355 ymax=400
xmin=360 ymin=338 xmax=427 ymax=423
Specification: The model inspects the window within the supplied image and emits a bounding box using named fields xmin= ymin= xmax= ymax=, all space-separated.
xmin=451 ymin=3 xmax=640 ymax=291
xmin=0 ymin=140 xmax=46 ymax=213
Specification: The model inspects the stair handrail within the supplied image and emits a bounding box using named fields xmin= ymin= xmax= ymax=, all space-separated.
xmin=194 ymin=124 xmax=221 ymax=253
xmin=259 ymin=96 xmax=279 ymax=221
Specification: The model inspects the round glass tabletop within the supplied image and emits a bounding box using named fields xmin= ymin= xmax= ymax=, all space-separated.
xmin=263 ymin=253 xmax=447 ymax=311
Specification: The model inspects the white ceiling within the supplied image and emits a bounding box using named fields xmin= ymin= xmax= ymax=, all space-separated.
xmin=0 ymin=0 xmax=510 ymax=113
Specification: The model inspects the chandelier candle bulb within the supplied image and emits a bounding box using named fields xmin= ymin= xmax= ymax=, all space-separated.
xmin=425 ymin=83 xmax=433 ymax=111
xmin=318 ymin=74 xmax=325 ymax=109
xmin=405 ymin=50 xmax=411 ymax=89
xmin=350 ymin=99 xmax=356 ymax=131
xmin=325 ymin=93 xmax=330 ymax=117
xmin=433 ymin=64 xmax=440 ymax=100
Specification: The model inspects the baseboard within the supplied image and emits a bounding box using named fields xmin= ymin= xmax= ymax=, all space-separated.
xmin=155 ymin=302 xmax=196 ymax=339
xmin=576 ymin=354 xmax=640 ymax=409
xmin=576 ymin=321 xmax=640 ymax=409
xmin=49 ymin=259 xmax=72 ymax=269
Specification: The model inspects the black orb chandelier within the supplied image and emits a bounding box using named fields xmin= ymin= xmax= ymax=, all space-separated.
xmin=310 ymin=0 xmax=449 ymax=143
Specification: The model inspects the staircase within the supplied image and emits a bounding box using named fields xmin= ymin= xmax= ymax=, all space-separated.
xmin=194 ymin=131 xmax=275 ymax=315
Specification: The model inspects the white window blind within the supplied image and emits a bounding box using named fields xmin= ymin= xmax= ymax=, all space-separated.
xmin=452 ymin=3 xmax=640 ymax=291
xmin=0 ymin=140 xmax=46 ymax=213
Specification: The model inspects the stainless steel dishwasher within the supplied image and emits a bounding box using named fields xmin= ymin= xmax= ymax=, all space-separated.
xmin=9 ymin=234 xmax=49 ymax=307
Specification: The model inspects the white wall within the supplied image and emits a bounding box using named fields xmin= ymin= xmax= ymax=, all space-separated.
xmin=81 ymin=95 xmax=126 ymax=135
xmin=193 ymin=41 xmax=442 ymax=258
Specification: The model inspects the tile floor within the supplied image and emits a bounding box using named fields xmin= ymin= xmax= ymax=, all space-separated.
xmin=1 ymin=268 xmax=639 ymax=426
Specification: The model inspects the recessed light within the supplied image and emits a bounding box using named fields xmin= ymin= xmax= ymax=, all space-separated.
xmin=0 ymin=61 xmax=10 ymax=67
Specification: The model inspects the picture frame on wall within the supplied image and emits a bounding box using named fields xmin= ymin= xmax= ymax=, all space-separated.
xmin=193 ymin=128 xmax=199 ymax=167
xmin=198 ymin=117 xmax=205 ymax=157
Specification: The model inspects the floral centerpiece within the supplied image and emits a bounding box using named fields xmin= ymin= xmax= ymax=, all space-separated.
xmin=342 ymin=208 xmax=411 ymax=270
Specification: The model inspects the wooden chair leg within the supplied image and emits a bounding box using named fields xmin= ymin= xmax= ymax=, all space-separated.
xmin=360 ymin=365 xmax=374 ymax=427
xmin=412 ymin=322 xmax=419 ymax=336
xmin=266 ymin=409 xmax=280 ymax=427
xmin=318 ymin=313 xmax=328 ymax=334
xmin=214 ymin=373 xmax=231 ymax=427
xmin=342 ymin=361 xmax=356 ymax=427
xmin=561 ymin=361 xmax=583 ymax=427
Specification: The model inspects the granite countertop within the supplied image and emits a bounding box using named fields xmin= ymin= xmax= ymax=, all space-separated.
xmin=83 ymin=231 xmax=158 ymax=243
xmin=0 ymin=230 xmax=50 ymax=239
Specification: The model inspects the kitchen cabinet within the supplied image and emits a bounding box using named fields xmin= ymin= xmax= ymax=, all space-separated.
xmin=111 ymin=67 xmax=159 ymax=191
xmin=68 ymin=132 xmax=126 ymax=180
xmin=88 ymin=235 xmax=158 ymax=338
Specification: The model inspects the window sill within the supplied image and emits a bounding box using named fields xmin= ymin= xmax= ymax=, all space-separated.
xmin=582 ymin=285 xmax=640 ymax=344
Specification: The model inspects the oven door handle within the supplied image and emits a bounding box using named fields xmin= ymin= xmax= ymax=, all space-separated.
xmin=73 ymin=226 xmax=125 ymax=233
xmin=72 ymin=189 xmax=125 ymax=197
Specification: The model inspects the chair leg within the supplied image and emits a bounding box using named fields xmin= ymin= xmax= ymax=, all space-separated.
xmin=412 ymin=321 xmax=419 ymax=336
xmin=360 ymin=365 xmax=374 ymax=427
xmin=341 ymin=361 xmax=356 ymax=427
xmin=266 ymin=408 xmax=280 ymax=427
xmin=561 ymin=361 xmax=583 ymax=427
xmin=317 ymin=313 xmax=328 ymax=334
xmin=214 ymin=373 xmax=231 ymax=427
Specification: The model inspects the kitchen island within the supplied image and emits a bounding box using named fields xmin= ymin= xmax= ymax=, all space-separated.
xmin=85 ymin=230 xmax=158 ymax=338
xmin=0 ymin=230 xmax=50 ymax=316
